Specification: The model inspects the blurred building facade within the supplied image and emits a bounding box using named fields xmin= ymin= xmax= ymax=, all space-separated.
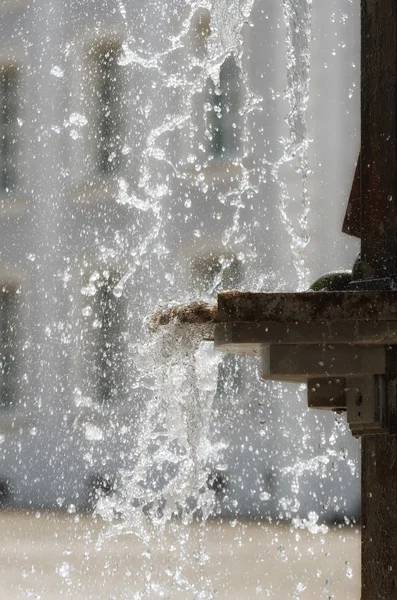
xmin=0 ymin=0 xmax=361 ymax=519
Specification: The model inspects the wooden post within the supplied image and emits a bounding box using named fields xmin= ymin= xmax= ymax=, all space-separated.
xmin=361 ymin=0 xmax=397 ymax=281
xmin=361 ymin=1 xmax=397 ymax=598
xmin=362 ymin=437 xmax=397 ymax=599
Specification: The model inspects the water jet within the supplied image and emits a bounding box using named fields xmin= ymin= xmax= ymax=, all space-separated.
xmin=155 ymin=1 xmax=397 ymax=597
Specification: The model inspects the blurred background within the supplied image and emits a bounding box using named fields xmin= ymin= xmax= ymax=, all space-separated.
xmin=0 ymin=0 xmax=361 ymax=597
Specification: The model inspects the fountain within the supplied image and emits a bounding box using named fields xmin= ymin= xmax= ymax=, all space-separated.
xmin=153 ymin=2 xmax=397 ymax=598
xmin=0 ymin=0 xmax=365 ymax=598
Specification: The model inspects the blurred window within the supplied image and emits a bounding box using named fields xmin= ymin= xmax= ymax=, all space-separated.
xmin=192 ymin=255 xmax=243 ymax=395
xmin=208 ymin=55 xmax=241 ymax=159
xmin=83 ymin=271 xmax=127 ymax=407
xmin=0 ymin=66 xmax=19 ymax=194
xmin=192 ymin=254 xmax=241 ymax=299
xmin=90 ymin=43 xmax=123 ymax=175
xmin=192 ymin=9 xmax=211 ymax=59
xmin=192 ymin=13 xmax=242 ymax=162
xmin=0 ymin=283 xmax=18 ymax=409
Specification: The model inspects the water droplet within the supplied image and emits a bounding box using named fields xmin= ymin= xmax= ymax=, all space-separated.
xmin=50 ymin=66 xmax=64 ymax=78
xmin=82 ymin=306 xmax=92 ymax=317
xmin=112 ymin=285 xmax=123 ymax=298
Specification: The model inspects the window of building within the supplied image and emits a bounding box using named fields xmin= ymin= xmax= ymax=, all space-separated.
xmin=90 ymin=42 xmax=124 ymax=175
xmin=192 ymin=254 xmax=241 ymax=299
xmin=192 ymin=255 xmax=243 ymax=396
xmin=192 ymin=9 xmax=211 ymax=60
xmin=0 ymin=283 xmax=19 ymax=409
xmin=207 ymin=470 xmax=229 ymax=496
xmin=86 ymin=472 xmax=116 ymax=510
xmin=207 ymin=55 xmax=241 ymax=160
xmin=82 ymin=271 xmax=127 ymax=407
xmin=190 ymin=13 xmax=242 ymax=163
xmin=0 ymin=65 xmax=19 ymax=194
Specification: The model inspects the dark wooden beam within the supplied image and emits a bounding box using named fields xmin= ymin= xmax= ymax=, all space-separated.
xmin=361 ymin=0 xmax=397 ymax=280
xmin=217 ymin=291 xmax=397 ymax=323
xmin=362 ymin=436 xmax=397 ymax=599
xmin=360 ymin=1 xmax=397 ymax=597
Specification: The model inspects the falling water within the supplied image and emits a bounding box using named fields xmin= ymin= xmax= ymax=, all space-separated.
xmin=86 ymin=2 xmax=264 ymax=594
xmin=91 ymin=0 xmax=358 ymax=590
xmin=273 ymin=0 xmax=312 ymax=290
xmin=0 ymin=0 xmax=361 ymax=597
xmin=96 ymin=323 xmax=222 ymax=597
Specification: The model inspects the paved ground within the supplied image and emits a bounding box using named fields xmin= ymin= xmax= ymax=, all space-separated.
xmin=0 ymin=512 xmax=360 ymax=599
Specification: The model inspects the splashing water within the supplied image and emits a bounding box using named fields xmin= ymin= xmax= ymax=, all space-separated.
xmin=119 ymin=326 xmax=221 ymax=526
xmin=86 ymin=0 xmax=358 ymax=573
xmin=6 ymin=0 xmax=359 ymax=596
xmin=101 ymin=0 xmax=262 ymax=306
xmin=86 ymin=6 xmax=263 ymax=592
xmin=0 ymin=0 xmax=363 ymax=596
xmin=265 ymin=0 xmax=313 ymax=290
xmin=96 ymin=324 xmax=222 ymax=597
